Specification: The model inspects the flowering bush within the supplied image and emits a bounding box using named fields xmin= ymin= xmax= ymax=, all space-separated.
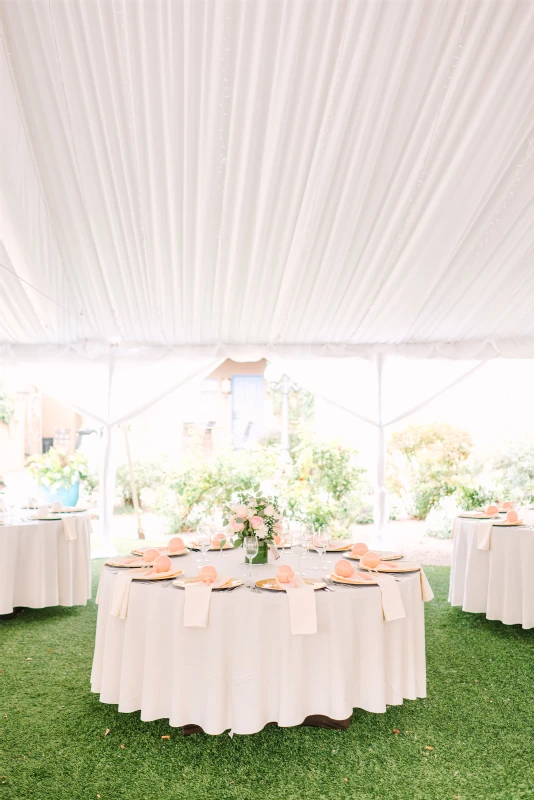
xmin=27 ymin=447 xmax=89 ymax=490
xmin=223 ymin=488 xmax=284 ymax=545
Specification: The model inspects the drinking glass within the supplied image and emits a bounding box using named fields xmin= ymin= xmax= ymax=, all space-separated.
xmin=218 ymin=532 xmax=228 ymax=559
xmin=197 ymin=526 xmax=211 ymax=566
xmin=301 ymin=524 xmax=314 ymax=561
xmin=244 ymin=536 xmax=259 ymax=588
xmin=292 ymin=532 xmax=307 ymax=576
xmin=313 ymin=529 xmax=328 ymax=571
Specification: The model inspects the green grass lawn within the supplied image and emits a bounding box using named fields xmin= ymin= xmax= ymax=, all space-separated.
xmin=1 ymin=564 xmax=533 ymax=800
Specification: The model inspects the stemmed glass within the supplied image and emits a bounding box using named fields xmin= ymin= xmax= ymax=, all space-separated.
xmin=313 ymin=529 xmax=328 ymax=572
xmin=244 ymin=536 xmax=259 ymax=589
xmin=218 ymin=531 xmax=228 ymax=559
xmin=292 ymin=531 xmax=307 ymax=577
xmin=197 ymin=526 xmax=211 ymax=567
xmin=301 ymin=524 xmax=314 ymax=563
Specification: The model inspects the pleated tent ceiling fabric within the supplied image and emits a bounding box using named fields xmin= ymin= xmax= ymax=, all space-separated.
xmin=1 ymin=0 xmax=534 ymax=359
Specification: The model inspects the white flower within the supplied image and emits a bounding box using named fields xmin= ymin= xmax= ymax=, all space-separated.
xmin=264 ymin=504 xmax=275 ymax=516
xmin=272 ymin=510 xmax=280 ymax=520
xmin=256 ymin=524 xmax=268 ymax=539
xmin=245 ymin=507 xmax=256 ymax=518
xmin=234 ymin=504 xmax=248 ymax=518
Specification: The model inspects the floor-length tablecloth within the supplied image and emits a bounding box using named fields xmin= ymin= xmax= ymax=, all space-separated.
xmin=448 ymin=517 xmax=534 ymax=629
xmin=91 ymin=548 xmax=428 ymax=735
xmin=0 ymin=515 xmax=92 ymax=614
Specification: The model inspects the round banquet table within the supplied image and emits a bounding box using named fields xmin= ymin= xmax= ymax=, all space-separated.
xmin=91 ymin=547 xmax=428 ymax=735
xmin=448 ymin=516 xmax=534 ymax=629
xmin=0 ymin=514 xmax=92 ymax=615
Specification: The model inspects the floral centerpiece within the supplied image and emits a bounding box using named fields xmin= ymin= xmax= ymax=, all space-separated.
xmin=223 ymin=486 xmax=284 ymax=564
xmin=27 ymin=447 xmax=89 ymax=506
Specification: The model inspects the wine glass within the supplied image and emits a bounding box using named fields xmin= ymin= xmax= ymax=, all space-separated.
xmin=292 ymin=531 xmax=307 ymax=577
xmin=218 ymin=532 xmax=228 ymax=559
xmin=197 ymin=526 xmax=211 ymax=567
xmin=244 ymin=536 xmax=259 ymax=589
xmin=313 ymin=529 xmax=328 ymax=571
xmin=301 ymin=524 xmax=314 ymax=561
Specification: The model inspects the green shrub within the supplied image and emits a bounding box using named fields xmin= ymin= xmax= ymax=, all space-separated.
xmin=387 ymin=423 xmax=473 ymax=519
xmin=453 ymin=484 xmax=496 ymax=512
xmin=491 ymin=438 xmax=534 ymax=503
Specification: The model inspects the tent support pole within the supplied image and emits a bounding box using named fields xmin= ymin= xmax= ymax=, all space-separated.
xmin=122 ymin=424 xmax=144 ymax=539
xmin=374 ymin=354 xmax=388 ymax=545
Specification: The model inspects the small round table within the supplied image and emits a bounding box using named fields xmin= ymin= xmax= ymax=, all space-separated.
xmin=448 ymin=516 xmax=534 ymax=629
xmin=0 ymin=514 xmax=92 ymax=615
xmin=91 ymin=547 xmax=429 ymax=735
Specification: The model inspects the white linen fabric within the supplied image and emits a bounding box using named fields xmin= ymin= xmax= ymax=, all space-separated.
xmin=91 ymin=547 xmax=428 ymax=734
xmin=1 ymin=0 xmax=533 ymax=357
xmin=110 ymin=573 xmax=135 ymax=621
xmin=0 ymin=514 xmax=92 ymax=614
xmin=449 ymin=517 xmax=534 ymax=629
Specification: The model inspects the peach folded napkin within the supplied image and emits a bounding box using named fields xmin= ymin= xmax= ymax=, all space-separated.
xmin=476 ymin=520 xmax=494 ymax=551
xmin=62 ymin=516 xmax=77 ymax=542
xmin=419 ymin=568 xmax=434 ymax=602
xmin=110 ymin=572 xmax=136 ymax=619
xmin=372 ymin=574 xmax=406 ymax=622
xmin=282 ymin=575 xmax=317 ymax=635
xmin=183 ymin=574 xmax=231 ymax=628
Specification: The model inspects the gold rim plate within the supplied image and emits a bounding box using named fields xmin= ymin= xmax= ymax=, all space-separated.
xmin=132 ymin=568 xmax=184 ymax=581
xmin=345 ymin=550 xmax=403 ymax=561
xmin=255 ymin=577 xmax=325 ymax=591
xmin=360 ymin=561 xmax=420 ymax=573
xmin=492 ymin=520 xmax=524 ymax=526
xmin=173 ymin=577 xmax=243 ymax=591
xmin=132 ymin=547 xmax=190 ymax=557
xmin=330 ymin=572 xmax=378 ymax=586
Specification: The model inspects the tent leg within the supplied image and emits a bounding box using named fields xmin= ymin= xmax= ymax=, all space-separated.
xmin=122 ymin=424 xmax=144 ymax=539
xmin=372 ymin=355 xmax=389 ymax=547
xmin=94 ymin=424 xmax=117 ymax=558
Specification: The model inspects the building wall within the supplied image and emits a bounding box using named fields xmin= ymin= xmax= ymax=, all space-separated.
xmin=41 ymin=396 xmax=83 ymax=452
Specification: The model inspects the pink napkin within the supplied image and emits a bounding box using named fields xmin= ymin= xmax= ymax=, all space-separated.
xmin=183 ymin=574 xmax=231 ymax=628
xmin=283 ymin=576 xmax=317 ymax=635
xmin=110 ymin=572 xmax=135 ymax=619
xmin=476 ymin=520 xmax=494 ymax=551
xmin=62 ymin=517 xmax=77 ymax=542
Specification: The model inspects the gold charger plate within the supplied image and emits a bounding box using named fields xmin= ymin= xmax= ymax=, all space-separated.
xmin=105 ymin=559 xmax=149 ymax=569
xmin=255 ymin=577 xmax=325 ymax=591
xmin=492 ymin=520 xmax=524 ymax=526
xmin=188 ymin=542 xmax=233 ymax=551
xmin=31 ymin=515 xmax=62 ymax=521
xmin=345 ymin=550 xmax=403 ymax=561
xmin=329 ymin=572 xmax=378 ymax=586
xmin=307 ymin=544 xmax=353 ymax=553
xmin=132 ymin=547 xmax=190 ymax=557
xmin=173 ymin=577 xmax=243 ymax=590
xmin=131 ymin=568 xmax=184 ymax=581
xmin=360 ymin=560 xmax=420 ymax=573
xmin=458 ymin=514 xmax=497 ymax=520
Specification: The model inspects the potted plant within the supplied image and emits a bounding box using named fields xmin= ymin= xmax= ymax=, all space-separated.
xmin=27 ymin=447 xmax=89 ymax=507
xmin=223 ymin=486 xmax=284 ymax=564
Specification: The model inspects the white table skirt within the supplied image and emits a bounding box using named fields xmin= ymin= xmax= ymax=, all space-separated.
xmin=91 ymin=549 xmax=428 ymax=735
xmin=0 ymin=515 xmax=92 ymax=614
xmin=448 ymin=517 xmax=534 ymax=629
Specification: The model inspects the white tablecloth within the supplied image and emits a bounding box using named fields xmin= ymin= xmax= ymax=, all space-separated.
xmin=91 ymin=548 xmax=428 ymax=735
xmin=449 ymin=517 xmax=534 ymax=629
xmin=0 ymin=515 xmax=92 ymax=614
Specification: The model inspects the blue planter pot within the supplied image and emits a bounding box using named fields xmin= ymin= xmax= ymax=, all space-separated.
xmin=39 ymin=482 xmax=80 ymax=507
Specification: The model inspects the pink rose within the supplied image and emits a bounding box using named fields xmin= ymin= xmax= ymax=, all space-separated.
xmin=250 ymin=516 xmax=263 ymax=530
xmin=273 ymin=522 xmax=283 ymax=534
xmin=230 ymin=519 xmax=244 ymax=532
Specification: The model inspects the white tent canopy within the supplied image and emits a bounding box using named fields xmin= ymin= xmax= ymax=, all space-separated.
xmin=1 ymin=0 xmax=533 ymax=358
xmin=1 ymin=0 xmax=533 ymax=549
